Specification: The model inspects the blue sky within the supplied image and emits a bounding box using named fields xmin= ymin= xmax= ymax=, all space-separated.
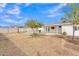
xmin=0 ymin=3 xmax=68 ymax=26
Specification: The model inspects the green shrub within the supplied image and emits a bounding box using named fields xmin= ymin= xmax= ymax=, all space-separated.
xmin=31 ymin=33 xmax=39 ymax=37
xmin=39 ymin=30 xmax=41 ymax=33
xmin=62 ymin=32 xmax=67 ymax=35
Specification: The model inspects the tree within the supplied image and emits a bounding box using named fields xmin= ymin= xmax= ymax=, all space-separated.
xmin=61 ymin=4 xmax=79 ymax=40
xmin=25 ymin=20 xmax=44 ymax=33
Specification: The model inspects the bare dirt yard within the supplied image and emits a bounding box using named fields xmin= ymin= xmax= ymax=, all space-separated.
xmin=0 ymin=32 xmax=79 ymax=56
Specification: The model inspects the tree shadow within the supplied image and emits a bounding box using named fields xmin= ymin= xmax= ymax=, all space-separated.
xmin=0 ymin=33 xmax=26 ymax=56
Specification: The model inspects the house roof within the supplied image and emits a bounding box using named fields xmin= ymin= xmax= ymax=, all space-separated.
xmin=44 ymin=24 xmax=62 ymax=27
xmin=43 ymin=23 xmax=74 ymax=27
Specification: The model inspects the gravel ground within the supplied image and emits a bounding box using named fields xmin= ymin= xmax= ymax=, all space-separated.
xmin=0 ymin=32 xmax=79 ymax=56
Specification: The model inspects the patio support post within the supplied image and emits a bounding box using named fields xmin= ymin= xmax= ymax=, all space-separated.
xmin=56 ymin=26 xmax=58 ymax=35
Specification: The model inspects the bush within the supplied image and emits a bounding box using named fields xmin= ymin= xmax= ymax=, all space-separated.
xmin=62 ymin=32 xmax=67 ymax=36
xmin=39 ymin=30 xmax=41 ymax=33
xmin=31 ymin=33 xmax=39 ymax=37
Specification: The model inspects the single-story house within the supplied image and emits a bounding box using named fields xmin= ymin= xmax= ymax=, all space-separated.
xmin=62 ymin=23 xmax=79 ymax=36
xmin=0 ymin=23 xmax=79 ymax=36
xmin=39 ymin=23 xmax=79 ymax=36
xmin=41 ymin=24 xmax=62 ymax=34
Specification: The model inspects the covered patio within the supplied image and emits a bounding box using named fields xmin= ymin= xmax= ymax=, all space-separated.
xmin=43 ymin=24 xmax=62 ymax=34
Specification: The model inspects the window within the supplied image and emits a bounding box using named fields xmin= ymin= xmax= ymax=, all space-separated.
xmin=51 ymin=27 xmax=55 ymax=29
xmin=78 ymin=26 xmax=79 ymax=30
xmin=59 ymin=26 xmax=61 ymax=28
xmin=74 ymin=26 xmax=79 ymax=31
xmin=74 ymin=26 xmax=77 ymax=30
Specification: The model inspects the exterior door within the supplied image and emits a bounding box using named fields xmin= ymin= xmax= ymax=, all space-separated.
xmin=58 ymin=26 xmax=62 ymax=34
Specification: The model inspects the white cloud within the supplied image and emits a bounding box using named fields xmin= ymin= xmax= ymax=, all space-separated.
xmin=17 ymin=20 xmax=26 ymax=23
xmin=2 ymin=18 xmax=26 ymax=25
xmin=16 ymin=3 xmax=31 ymax=7
xmin=0 ymin=7 xmax=3 ymax=13
xmin=0 ymin=3 xmax=7 ymax=13
xmin=25 ymin=3 xmax=31 ymax=6
xmin=47 ymin=3 xmax=67 ymax=18
xmin=0 ymin=15 xmax=9 ymax=19
xmin=15 ymin=3 xmax=22 ymax=6
xmin=7 ymin=5 xmax=20 ymax=15
xmin=3 ymin=19 xmax=16 ymax=23
xmin=49 ymin=3 xmax=67 ymax=13
xmin=4 ymin=15 xmax=10 ymax=18
xmin=0 ymin=3 xmax=7 ymax=8
xmin=48 ymin=13 xmax=63 ymax=17
xmin=16 ymin=15 xmax=23 ymax=19
xmin=1 ymin=18 xmax=17 ymax=23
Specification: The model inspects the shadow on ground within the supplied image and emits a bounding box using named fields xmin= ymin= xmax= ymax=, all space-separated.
xmin=0 ymin=33 xmax=26 ymax=56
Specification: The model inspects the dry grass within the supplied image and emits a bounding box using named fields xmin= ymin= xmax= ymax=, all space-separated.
xmin=0 ymin=32 xmax=79 ymax=56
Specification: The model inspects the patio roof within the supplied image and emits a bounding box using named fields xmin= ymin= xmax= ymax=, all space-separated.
xmin=44 ymin=23 xmax=73 ymax=27
xmin=44 ymin=24 xmax=62 ymax=27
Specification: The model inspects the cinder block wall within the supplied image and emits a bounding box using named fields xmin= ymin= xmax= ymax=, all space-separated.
xmin=0 ymin=27 xmax=27 ymax=33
